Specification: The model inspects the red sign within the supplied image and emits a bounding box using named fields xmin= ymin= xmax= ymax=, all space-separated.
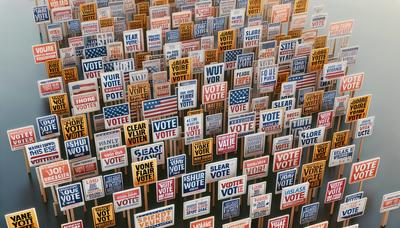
xmin=190 ymin=216 xmax=214 ymax=228
xmin=324 ymin=178 xmax=346 ymax=203
xmin=339 ymin=72 xmax=364 ymax=93
xmin=61 ymin=220 xmax=83 ymax=228
xmin=243 ymin=156 xmax=269 ymax=180
xmin=202 ymin=82 xmax=228 ymax=104
xmin=268 ymin=214 xmax=289 ymax=228
xmin=7 ymin=126 xmax=36 ymax=151
xmin=273 ymin=147 xmax=302 ymax=172
xmin=39 ymin=160 xmax=72 ymax=188
xmin=317 ymin=110 xmax=334 ymax=129
xmin=349 ymin=157 xmax=380 ymax=184
xmin=216 ymin=132 xmax=238 ymax=155
xmin=32 ymin=43 xmax=58 ymax=64
xmin=156 ymin=178 xmax=175 ymax=202
xmin=48 ymin=0 xmax=70 ymax=9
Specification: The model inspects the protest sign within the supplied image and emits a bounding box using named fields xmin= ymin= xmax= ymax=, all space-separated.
xmin=218 ymin=175 xmax=247 ymax=200
xmin=37 ymin=77 xmax=63 ymax=98
xmin=244 ymin=132 xmax=265 ymax=158
xmin=259 ymin=108 xmax=284 ymax=134
xmin=169 ymin=57 xmax=192 ymax=84
xmin=299 ymin=127 xmax=325 ymax=147
xmin=202 ymin=82 xmax=228 ymax=104
xmin=308 ymin=47 xmax=328 ymax=72
xmin=268 ymin=214 xmax=289 ymax=228
xmin=349 ymin=157 xmax=380 ymax=184
xmin=355 ymin=116 xmax=375 ymax=138
xmin=300 ymin=202 xmax=319 ymax=224
xmin=131 ymin=142 xmax=165 ymax=165
xmin=49 ymin=93 xmax=70 ymax=115
xmin=4 ymin=208 xmax=40 ymax=228
xmin=329 ymin=20 xmax=354 ymax=39
xmin=134 ymin=205 xmax=175 ymax=228
xmin=92 ymin=203 xmax=116 ymax=228
xmin=32 ymin=42 xmax=58 ymax=64
xmin=123 ymin=121 xmax=149 ymax=147
xmin=284 ymin=109 xmax=301 ymax=130
xmin=132 ymin=159 xmax=158 ymax=187
xmin=103 ymin=103 xmax=130 ymax=129
xmin=7 ymin=126 xmax=36 ymax=151
xmin=205 ymin=113 xmax=223 ymax=135
xmin=39 ymin=160 xmax=71 ymax=188
xmin=276 ymin=168 xmax=297 ymax=194
xmin=57 ymin=182 xmax=85 ymax=211
xmin=222 ymin=198 xmax=241 ymax=220
xmin=94 ymin=129 xmax=122 ymax=156
xmin=182 ymin=170 xmax=206 ymax=197
xmin=152 ymin=117 xmax=179 ymax=142
xmin=328 ymin=145 xmax=355 ymax=167
xmin=65 ymin=136 xmax=91 ymax=160
xmin=380 ymin=191 xmax=400 ymax=213
xmin=36 ymin=115 xmax=60 ymax=140
xmin=332 ymin=130 xmax=350 ymax=149
xmin=273 ymin=148 xmax=302 ymax=172
xmin=312 ymin=141 xmax=331 ymax=162
xmin=70 ymin=157 xmax=98 ymax=181
xmin=280 ymin=182 xmax=309 ymax=210
xmin=345 ymin=192 xmax=364 ymax=203
xmin=81 ymin=57 xmax=103 ymax=79
xmin=272 ymin=135 xmax=293 ymax=154
xmin=61 ymin=220 xmax=83 ymax=228
xmin=228 ymin=112 xmax=256 ymax=137
xmin=33 ymin=5 xmax=50 ymax=24
xmin=100 ymin=145 xmax=128 ymax=171
xmin=278 ymin=38 xmax=300 ymax=63
xmin=243 ymin=156 xmax=269 ymax=180
xmin=218 ymin=29 xmax=236 ymax=51
xmin=223 ymin=218 xmax=251 ymax=228
xmin=104 ymin=172 xmax=123 ymax=195
xmin=183 ymin=196 xmax=211 ymax=220
xmin=248 ymin=181 xmax=266 ymax=205
xmin=322 ymin=61 xmax=347 ymax=81
xmin=271 ymin=98 xmax=295 ymax=111
xmin=337 ymin=198 xmax=367 ymax=222
xmin=303 ymin=91 xmax=324 ymax=116
xmin=123 ymin=29 xmax=144 ymax=53
xmin=82 ymin=176 xmax=105 ymax=201
xmin=184 ymin=114 xmax=203 ymax=145
xmin=167 ymin=154 xmax=186 ymax=178
xmin=250 ymin=193 xmax=272 ymax=219
xmin=244 ymin=26 xmax=262 ymax=48
xmin=142 ymin=95 xmax=178 ymax=119
xmin=290 ymin=116 xmax=312 ymax=138
xmin=205 ymin=158 xmax=237 ymax=184
xmin=325 ymin=178 xmax=346 ymax=204
xmin=25 ymin=138 xmax=61 ymax=167
xmin=305 ymin=221 xmax=329 ymax=228
xmin=216 ymin=133 xmax=238 ymax=155
xmin=190 ymin=216 xmax=214 ymax=228
xmin=317 ymin=110 xmax=334 ymax=129
xmin=301 ymin=160 xmax=326 ymax=188
xmin=100 ymin=71 xmax=125 ymax=102
xmin=156 ymin=178 xmax=175 ymax=202
xmin=177 ymin=80 xmax=197 ymax=111
xmin=345 ymin=95 xmax=372 ymax=123
xmin=192 ymin=138 xmax=213 ymax=165
xmin=113 ymin=187 xmax=142 ymax=213
xmin=204 ymin=63 xmax=225 ymax=84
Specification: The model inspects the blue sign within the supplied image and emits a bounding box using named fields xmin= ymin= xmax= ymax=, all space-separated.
xmin=345 ymin=191 xmax=364 ymax=203
xmin=222 ymin=198 xmax=240 ymax=220
xmin=33 ymin=6 xmax=50 ymax=24
xmin=290 ymin=116 xmax=312 ymax=138
xmin=182 ymin=170 xmax=206 ymax=197
xmin=67 ymin=20 xmax=81 ymax=34
xmin=194 ymin=21 xmax=208 ymax=38
xmin=275 ymin=168 xmax=297 ymax=193
xmin=300 ymin=202 xmax=319 ymax=224
xmin=104 ymin=172 xmax=123 ymax=195
xmin=84 ymin=46 xmax=107 ymax=59
xmin=64 ymin=136 xmax=91 ymax=160
xmin=229 ymin=88 xmax=250 ymax=106
xmin=57 ymin=183 xmax=84 ymax=211
xmin=224 ymin=49 xmax=243 ymax=62
xmin=237 ymin=53 xmax=254 ymax=69
xmin=36 ymin=114 xmax=60 ymax=140
xmin=213 ymin=17 xmax=226 ymax=33
xmin=82 ymin=57 xmax=103 ymax=75
xmin=292 ymin=56 xmax=308 ymax=75
xmin=97 ymin=0 xmax=109 ymax=8
xmin=167 ymin=154 xmax=186 ymax=178
xmin=297 ymin=87 xmax=315 ymax=107
xmin=84 ymin=36 xmax=98 ymax=48
xmin=322 ymin=91 xmax=336 ymax=111
xmin=166 ymin=30 xmax=180 ymax=43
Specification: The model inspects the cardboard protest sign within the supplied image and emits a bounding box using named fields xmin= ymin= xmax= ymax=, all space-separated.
xmin=202 ymin=82 xmax=228 ymax=104
xmin=244 ymin=132 xmax=265 ymax=158
xmin=250 ymin=193 xmax=272 ymax=219
xmin=142 ymin=95 xmax=178 ymax=119
xmin=65 ymin=136 xmax=91 ymax=160
xmin=300 ymin=202 xmax=319 ymax=224
xmin=345 ymin=95 xmax=372 ymax=123
xmin=216 ymin=133 xmax=238 ymax=155
xmin=192 ymin=138 xmax=213 ymax=165
xmin=204 ymin=63 xmax=225 ymax=85
xmin=290 ymin=116 xmax=312 ymax=138
xmin=332 ymin=130 xmax=350 ymax=149
xmin=32 ymin=42 xmax=58 ymax=64
xmin=324 ymin=178 xmax=346 ymax=204
xmin=151 ymin=117 xmax=179 ymax=142
xmin=380 ymin=191 xmax=400 ymax=213
xmin=222 ymin=198 xmax=241 ymax=220
xmin=169 ymin=57 xmax=192 ymax=84
xmin=80 ymin=2 xmax=97 ymax=21
xmin=45 ymin=58 xmax=62 ymax=78
xmin=276 ymin=168 xmax=297 ymax=194
xmin=82 ymin=176 xmax=105 ymax=201
xmin=100 ymin=145 xmax=128 ymax=171
xmin=205 ymin=113 xmax=223 ymax=135
xmin=183 ymin=196 xmax=211 ymax=220
xmin=243 ymin=156 xmax=269 ymax=180
xmin=302 ymin=91 xmax=324 ymax=116
xmin=244 ymin=26 xmax=262 ymax=48
xmin=37 ymin=77 xmax=63 ymax=98
xmin=123 ymin=121 xmax=149 ymax=147
xmin=328 ymin=145 xmax=355 ymax=167
xmin=132 ymin=159 xmax=158 ymax=187
xmin=113 ymin=187 xmax=142 ymax=213
xmin=329 ymin=20 xmax=354 ymax=39
xmin=61 ymin=220 xmax=83 ymax=228
xmin=94 ymin=129 xmax=122 ymax=156
xmin=228 ymin=112 xmax=256 ymax=137
xmin=70 ymin=157 xmax=99 ymax=181
xmin=36 ymin=115 xmax=60 ymax=140
xmin=123 ymin=29 xmax=144 ymax=53
xmin=218 ymin=29 xmax=236 ymax=51
xmin=33 ymin=5 xmax=50 ymax=24
xmin=4 ymin=208 xmax=40 ymax=228
xmin=25 ymin=138 xmax=61 ymax=167
xmin=182 ymin=170 xmax=206 ymax=197
xmin=103 ymin=103 xmax=130 ymax=129
xmin=7 ymin=126 xmax=36 ymax=151
xmin=103 ymin=172 xmax=124 ymax=195
xmin=49 ymin=93 xmax=70 ymax=115
xmin=81 ymin=57 xmax=103 ymax=79
xmin=167 ymin=154 xmax=186 ymax=178
xmin=349 ymin=157 xmax=380 ymax=184
xmin=322 ymin=61 xmax=347 ymax=81
xmin=273 ymin=147 xmax=302 ymax=172
xmin=301 ymin=160 xmax=326 ymax=188
xmin=177 ymin=80 xmax=197 ymax=110
xmin=337 ymin=198 xmax=367 ymax=222
xmin=190 ymin=216 xmax=214 ymax=228
xmin=57 ymin=182 xmax=85 ymax=211
xmin=131 ymin=142 xmax=165 ymax=165
xmin=345 ymin=191 xmax=364 ymax=203
xmin=223 ymin=218 xmax=251 ymax=228
xmin=317 ymin=110 xmax=334 ymax=129
xmin=272 ymin=135 xmax=293 ymax=154
xmin=38 ymin=160 xmax=72 ymax=188
xmin=156 ymin=177 xmax=175 ymax=202
xmin=259 ymin=108 xmax=284 ymax=135
xmin=205 ymin=158 xmax=237 ymax=184
xmin=61 ymin=115 xmax=88 ymax=141
xmin=268 ymin=214 xmax=289 ymax=228
xmin=312 ymin=141 xmax=331 ymax=162
xmin=134 ymin=205 xmax=175 ymax=228
xmin=305 ymin=221 xmax=329 ymax=228
xmin=355 ymin=116 xmax=375 ymax=138
xmin=299 ymin=127 xmax=325 ymax=147
xmin=278 ymin=38 xmax=300 ymax=63
xmin=92 ymin=203 xmax=116 ymax=228
xmin=280 ymin=182 xmax=309 ymax=210
xmin=100 ymin=71 xmax=125 ymax=102
xmin=308 ymin=47 xmax=328 ymax=72
xmin=218 ymin=175 xmax=247 ymax=200
xmin=184 ymin=114 xmax=204 ymax=145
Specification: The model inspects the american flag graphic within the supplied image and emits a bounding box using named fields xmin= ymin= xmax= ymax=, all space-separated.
xmin=84 ymin=46 xmax=107 ymax=59
xmin=103 ymin=103 xmax=130 ymax=119
xmin=103 ymin=62 xmax=114 ymax=72
xmin=229 ymin=88 xmax=250 ymax=106
xmin=288 ymin=73 xmax=317 ymax=89
xmin=70 ymin=82 xmax=98 ymax=95
xmin=142 ymin=95 xmax=178 ymax=119
xmin=224 ymin=49 xmax=243 ymax=62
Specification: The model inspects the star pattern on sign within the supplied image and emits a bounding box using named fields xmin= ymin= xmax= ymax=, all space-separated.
xmin=229 ymin=88 xmax=250 ymax=105
xmin=104 ymin=104 xmax=129 ymax=119
xmin=103 ymin=62 xmax=114 ymax=72
xmin=84 ymin=46 xmax=107 ymax=59
xmin=224 ymin=49 xmax=242 ymax=62
xmin=143 ymin=100 xmax=160 ymax=111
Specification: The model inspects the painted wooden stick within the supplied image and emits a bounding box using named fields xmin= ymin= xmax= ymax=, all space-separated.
xmin=289 ymin=207 xmax=295 ymax=228
xmin=70 ymin=209 xmax=75 ymax=221
xmin=127 ymin=209 xmax=132 ymax=228
xmin=22 ymin=148 xmax=31 ymax=175
xmin=66 ymin=209 xmax=71 ymax=222
xmin=51 ymin=186 xmax=58 ymax=216
xmin=357 ymin=138 xmax=365 ymax=162
xmin=380 ymin=211 xmax=389 ymax=228
xmin=358 ymin=181 xmax=363 ymax=192
xmin=35 ymin=167 xmax=47 ymax=203
xmin=144 ymin=185 xmax=149 ymax=210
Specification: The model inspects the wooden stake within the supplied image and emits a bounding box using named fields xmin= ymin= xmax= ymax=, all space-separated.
xmin=35 ymin=167 xmax=47 ymax=203
xmin=51 ymin=186 xmax=58 ymax=216
xmin=127 ymin=209 xmax=132 ymax=228
xmin=289 ymin=207 xmax=295 ymax=228
xmin=380 ymin=211 xmax=389 ymax=228
xmin=357 ymin=138 xmax=365 ymax=162
xmin=144 ymin=185 xmax=149 ymax=210
xmin=22 ymin=148 xmax=31 ymax=174
xmin=70 ymin=209 xmax=75 ymax=221
xmin=336 ymin=116 xmax=342 ymax=132
xmin=358 ymin=181 xmax=363 ymax=192
xmin=66 ymin=209 xmax=71 ymax=222
xmin=94 ymin=199 xmax=98 ymax=206
xmin=329 ymin=202 xmax=335 ymax=215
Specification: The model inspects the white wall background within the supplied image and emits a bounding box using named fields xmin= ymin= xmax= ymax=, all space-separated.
xmin=0 ymin=0 xmax=399 ymax=227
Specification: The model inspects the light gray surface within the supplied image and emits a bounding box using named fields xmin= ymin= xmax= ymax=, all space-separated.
xmin=0 ymin=0 xmax=399 ymax=227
